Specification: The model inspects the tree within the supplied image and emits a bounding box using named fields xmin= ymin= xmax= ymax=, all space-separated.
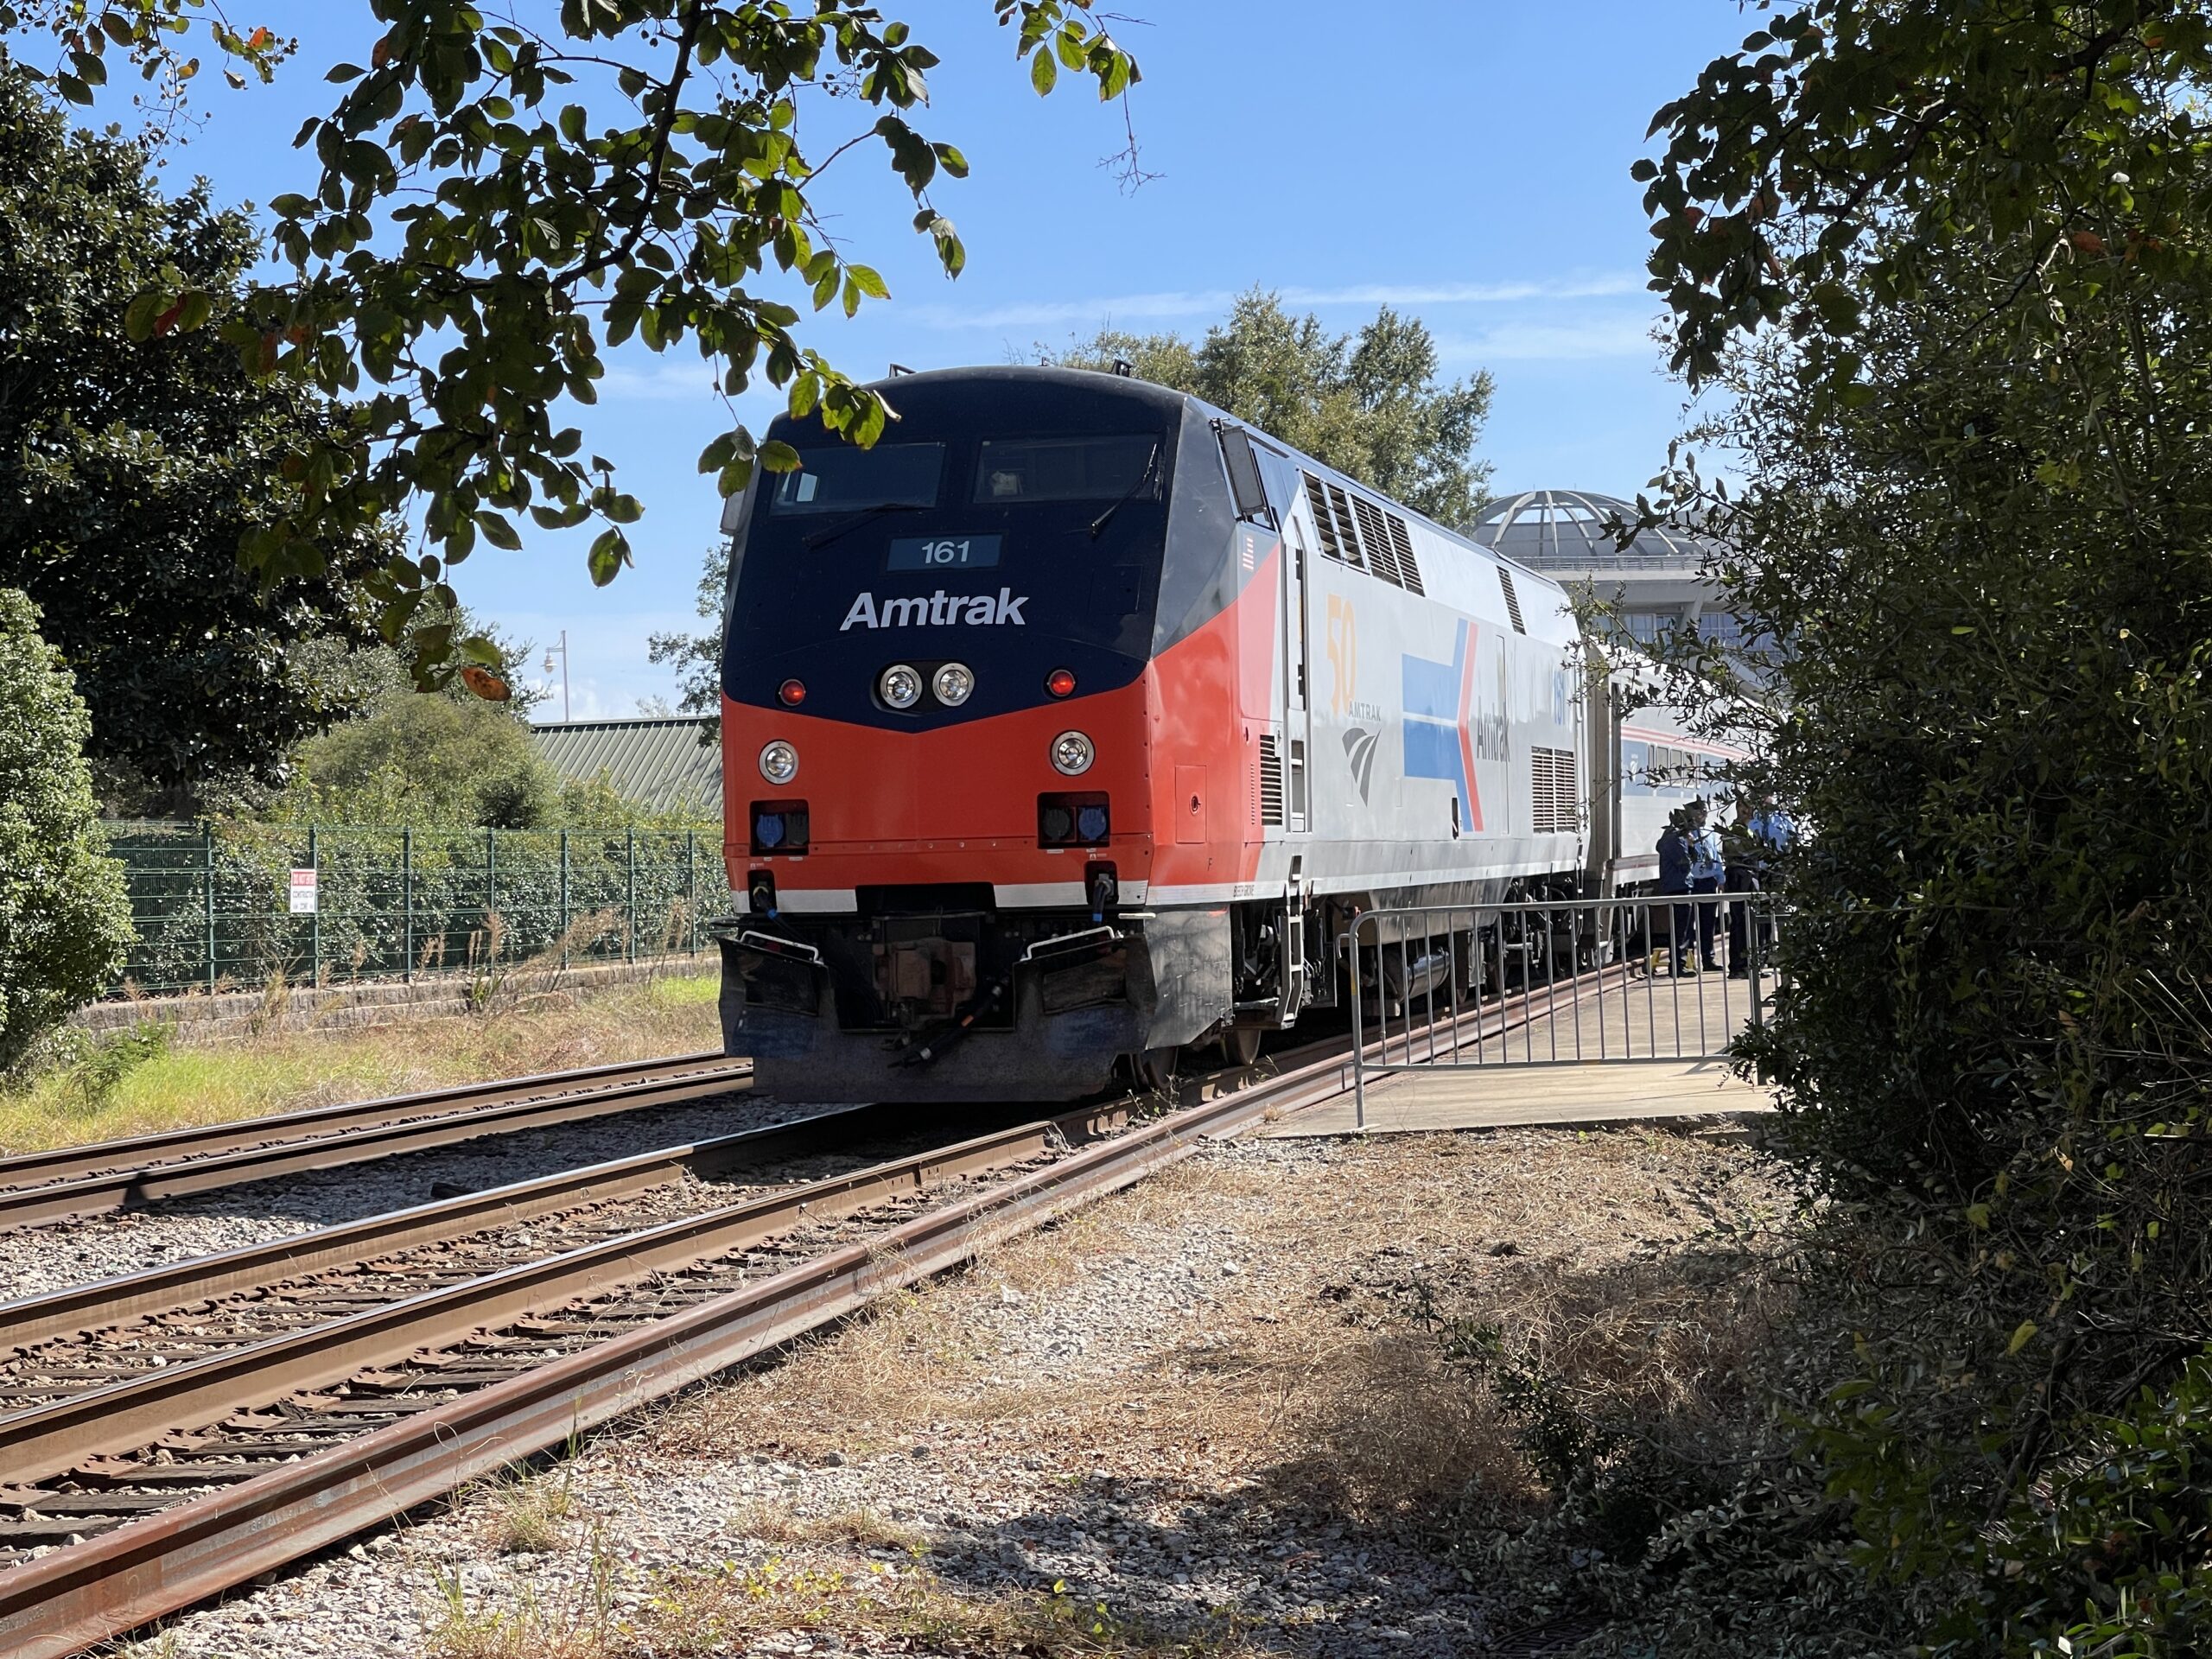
xmin=1580 ymin=5 xmax=2212 ymax=1650
xmin=3 ymin=1 xmax=1144 ymax=683
xmin=1044 ymin=290 xmax=1496 ymax=529
xmin=646 ymin=541 xmax=729 ymax=747
xmin=0 ymin=588 xmax=131 ymax=1072
xmin=0 ymin=68 xmax=393 ymax=804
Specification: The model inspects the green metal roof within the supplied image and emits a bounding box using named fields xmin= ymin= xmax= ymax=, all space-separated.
xmin=531 ymin=715 xmax=722 ymax=816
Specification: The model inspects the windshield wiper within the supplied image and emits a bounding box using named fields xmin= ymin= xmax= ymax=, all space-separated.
xmin=1086 ymin=444 xmax=1160 ymax=540
xmin=803 ymin=501 xmax=926 ymax=550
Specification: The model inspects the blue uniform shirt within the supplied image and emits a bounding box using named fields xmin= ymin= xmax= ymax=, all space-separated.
xmin=1688 ymin=824 xmax=1725 ymax=883
xmin=1750 ymin=809 xmax=1796 ymax=854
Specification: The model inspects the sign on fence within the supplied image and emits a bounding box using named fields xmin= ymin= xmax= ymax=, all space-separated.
xmin=288 ymin=868 xmax=319 ymax=915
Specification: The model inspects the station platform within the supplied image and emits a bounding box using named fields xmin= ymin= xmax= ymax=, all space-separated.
xmin=1267 ymin=966 xmax=1780 ymax=1139
xmin=1267 ymin=1057 xmax=1775 ymax=1138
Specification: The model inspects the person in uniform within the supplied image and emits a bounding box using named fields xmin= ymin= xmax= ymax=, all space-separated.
xmin=1687 ymin=799 xmax=1726 ymax=972
xmin=1656 ymin=810 xmax=1694 ymax=975
xmin=1724 ymin=800 xmax=1764 ymax=977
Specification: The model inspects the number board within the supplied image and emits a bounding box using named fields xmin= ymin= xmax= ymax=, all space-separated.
xmin=887 ymin=535 xmax=1001 ymax=571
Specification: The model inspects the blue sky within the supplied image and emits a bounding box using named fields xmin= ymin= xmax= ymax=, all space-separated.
xmin=89 ymin=2 xmax=1750 ymax=715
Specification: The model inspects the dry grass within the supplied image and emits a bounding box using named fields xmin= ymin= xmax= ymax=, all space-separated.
xmin=732 ymin=1499 xmax=930 ymax=1554
xmin=634 ymin=1550 xmax=1274 ymax=1658
xmin=473 ymin=1462 xmax=582 ymax=1556
xmin=655 ymin=1128 xmax=1795 ymax=1531
xmin=0 ymin=969 xmax=720 ymax=1156
xmin=423 ymin=1511 xmax=624 ymax=1659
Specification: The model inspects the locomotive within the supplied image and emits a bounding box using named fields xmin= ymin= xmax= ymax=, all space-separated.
xmin=713 ymin=365 xmax=1734 ymax=1100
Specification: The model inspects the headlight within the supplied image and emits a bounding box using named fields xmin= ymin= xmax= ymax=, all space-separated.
xmin=1051 ymin=730 xmax=1095 ymax=776
xmin=879 ymin=663 xmax=922 ymax=709
xmin=932 ymin=662 xmax=975 ymax=706
xmin=758 ymin=740 xmax=799 ymax=785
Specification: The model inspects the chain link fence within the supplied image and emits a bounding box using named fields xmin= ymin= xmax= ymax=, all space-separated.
xmin=101 ymin=822 xmax=735 ymax=996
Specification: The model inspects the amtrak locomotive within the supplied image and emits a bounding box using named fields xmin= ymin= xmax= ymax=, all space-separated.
xmin=714 ymin=366 xmax=1734 ymax=1100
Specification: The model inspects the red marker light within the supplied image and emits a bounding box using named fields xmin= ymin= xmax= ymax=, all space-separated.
xmin=778 ymin=678 xmax=806 ymax=708
xmin=1046 ymin=668 xmax=1077 ymax=698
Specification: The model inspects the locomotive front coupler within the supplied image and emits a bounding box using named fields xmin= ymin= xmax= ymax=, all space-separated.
xmin=892 ymin=976 xmax=1010 ymax=1068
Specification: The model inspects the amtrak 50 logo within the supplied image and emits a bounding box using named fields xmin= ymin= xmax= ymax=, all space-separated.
xmin=840 ymin=589 xmax=1028 ymax=630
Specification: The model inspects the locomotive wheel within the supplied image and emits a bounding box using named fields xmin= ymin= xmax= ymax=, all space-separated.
xmin=1133 ymin=1046 xmax=1179 ymax=1092
xmin=1222 ymin=1027 xmax=1262 ymax=1067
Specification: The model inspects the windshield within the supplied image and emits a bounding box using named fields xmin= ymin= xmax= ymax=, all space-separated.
xmin=766 ymin=443 xmax=944 ymax=515
xmin=973 ymin=435 xmax=1159 ymax=503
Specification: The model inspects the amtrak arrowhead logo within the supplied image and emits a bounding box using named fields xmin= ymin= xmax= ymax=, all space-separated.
xmin=841 ymin=589 xmax=1027 ymax=630
xmin=1343 ymin=727 xmax=1378 ymax=803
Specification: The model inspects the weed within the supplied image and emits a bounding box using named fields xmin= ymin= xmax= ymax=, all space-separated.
xmin=479 ymin=1464 xmax=577 ymax=1556
xmin=51 ymin=1020 xmax=174 ymax=1113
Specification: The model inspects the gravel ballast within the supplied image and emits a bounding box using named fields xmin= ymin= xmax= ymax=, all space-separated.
xmin=0 ymin=1089 xmax=835 ymax=1301
xmin=109 ymin=1122 xmax=1789 ymax=1659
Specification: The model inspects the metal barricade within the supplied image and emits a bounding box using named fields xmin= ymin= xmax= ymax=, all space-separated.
xmin=1344 ymin=890 xmax=1781 ymax=1127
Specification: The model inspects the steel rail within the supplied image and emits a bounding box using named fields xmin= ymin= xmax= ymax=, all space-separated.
xmin=0 ymin=1052 xmax=753 ymax=1230
xmin=0 ymin=1050 xmax=1357 ymax=1657
xmin=0 ymin=1102 xmax=893 ymax=1354
xmin=0 ymin=1103 xmax=1132 ymax=1486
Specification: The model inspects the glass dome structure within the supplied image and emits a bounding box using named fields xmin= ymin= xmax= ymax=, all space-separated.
xmin=1467 ymin=489 xmax=1714 ymax=571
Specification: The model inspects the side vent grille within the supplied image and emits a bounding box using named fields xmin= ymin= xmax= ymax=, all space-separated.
xmin=1388 ymin=513 xmax=1423 ymax=594
xmin=1497 ymin=565 xmax=1527 ymax=633
xmin=1324 ymin=482 xmax=1366 ymax=570
xmin=1351 ymin=496 xmax=1402 ymax=587
xmin=1530 ymin=747 xmax=1578 ymax=834
xmin=1301 ymin=473 xmax=1345 ymax=563
xmin=1258 ymin=733 xmax=1286 ymax=826
xmin=1300 ymin=470 xmax=1423 ymax=595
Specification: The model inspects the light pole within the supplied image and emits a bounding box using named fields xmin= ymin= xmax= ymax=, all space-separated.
xmin=542 ymin=631 xmax=570 ymax=722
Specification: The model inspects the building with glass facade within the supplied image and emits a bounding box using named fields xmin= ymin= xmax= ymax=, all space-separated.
xmin=1465 ymin=489 xmax=1766 ymax=672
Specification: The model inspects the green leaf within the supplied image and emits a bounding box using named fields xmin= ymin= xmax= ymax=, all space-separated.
xmin=846 ymin=264 xmax=889 ymax=300
xmin=1030 ymin=48 xmax=1057 ymax=96
xmin=474 ymin=511 xmax=524 ymax=550
xmin=123 ymin=292 xmax=163 ymax=344
xmin=760 ymin=440 xmax=802 ymax=473
xmin=698 ymin=430 xmax=739 ymax=474
xmin=2005 ymin=1320 xmax=2038 ymax=1357
xmin=587 ymin=527 xmax=631 ymax=586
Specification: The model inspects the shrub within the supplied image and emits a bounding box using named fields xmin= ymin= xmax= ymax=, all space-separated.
xmin=289 ymin=690 xmax=563 ymax=829
xmin=0 ymin=588 xmax=131 ymax=1071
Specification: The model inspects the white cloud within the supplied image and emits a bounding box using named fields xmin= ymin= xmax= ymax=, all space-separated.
xmin=1439 ymin=315 xmax=1662 ymax=363
xmin=909 ymin=272 xmax=1645 ymax=333
xmin=596 ymin=361 xmax=729 ymax=402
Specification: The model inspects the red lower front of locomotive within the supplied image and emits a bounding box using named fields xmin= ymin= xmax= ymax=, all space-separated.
xmin=715 ymin=674 xmax=1203 ymax=1101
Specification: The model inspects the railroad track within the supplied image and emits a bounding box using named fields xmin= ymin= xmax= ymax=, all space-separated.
xmin=0 ymin=1052 xmax=753 ymax=1230
xmin=0 ymin=975 xmax=1604 ymax=1656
